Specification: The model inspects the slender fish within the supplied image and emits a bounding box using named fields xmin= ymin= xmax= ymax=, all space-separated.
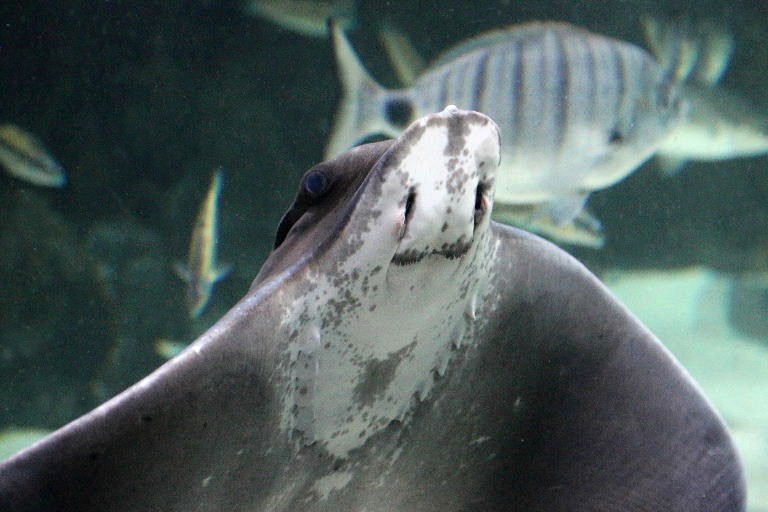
xmin=327 ymin=21 xmax=684 ymax=238
xmin=0 ymin=124 xmax=67 ymax=187
xmin=174 ymin=168 xmax=231 ymax=318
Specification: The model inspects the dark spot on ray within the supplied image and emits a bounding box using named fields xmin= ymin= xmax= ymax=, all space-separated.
xmin=352 ymin=342 xmax=415 ymax=407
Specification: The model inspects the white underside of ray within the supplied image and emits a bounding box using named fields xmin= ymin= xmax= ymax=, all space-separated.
xmin=280 ymin=107 xmax=501 ymax=458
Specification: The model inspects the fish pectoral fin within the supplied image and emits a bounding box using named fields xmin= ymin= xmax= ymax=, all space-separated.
xmin=538 ymin=193 xmax=590 ymax=226
xmin=491 ymin=201 xmax=604 ymax=248
xmin=655 ymin=154 xmax=689 ymax=176
xmin=173 ymin=261 xmax=192 ymax=283
xmin=565 ymin=209 xmax=605 ymax=248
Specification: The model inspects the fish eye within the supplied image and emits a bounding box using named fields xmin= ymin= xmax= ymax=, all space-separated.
xmin=304 ymin=169 xmax=330 ymax=199
xmin=384 ymin=98 xmax=414 ymax=128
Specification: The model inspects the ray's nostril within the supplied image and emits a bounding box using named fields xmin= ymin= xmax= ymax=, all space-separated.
xmin=474 ymin=182 xmax=487 ymax=228
xmin=404 ymin=188 xmax=416 ymax=226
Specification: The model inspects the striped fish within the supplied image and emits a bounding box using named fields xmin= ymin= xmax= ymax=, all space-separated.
xmin=327 ymin=21 xmax=685 ymax=242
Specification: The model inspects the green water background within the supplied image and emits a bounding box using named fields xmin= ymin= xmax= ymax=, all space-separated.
xmin=0 ymin=0 xmax=766 ymax=507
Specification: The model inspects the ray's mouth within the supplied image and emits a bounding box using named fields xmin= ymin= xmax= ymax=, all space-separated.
xmin=391 ymin=239 xmax=474 ymax=266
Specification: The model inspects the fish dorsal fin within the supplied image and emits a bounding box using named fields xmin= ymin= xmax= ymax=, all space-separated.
xmin=641 ymin=14 xmax=734 ymax=86
xmin=426 ymin=21 xmax=583 ymax=72
xmin=378 ymin=21 xmax=427 ymax=86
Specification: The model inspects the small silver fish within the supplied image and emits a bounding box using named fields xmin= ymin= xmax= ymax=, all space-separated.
xmin=0 ymin=124 xmax=67 ymax=187
xmin=328 ymin=21 xmax=684 ymax=232
xmin=174 ymin=169 xmax=231 ymax=318
xmin=246 ymin=0 xmax=354 ymax=37
xmin=643 ymin=16 xmax=768 ymax=173
xmin=657 ymin=85 xmax=768 ymax=171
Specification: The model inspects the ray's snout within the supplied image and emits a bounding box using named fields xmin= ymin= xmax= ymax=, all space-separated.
xmin=387 ymin=106 xmax=500 ymax=265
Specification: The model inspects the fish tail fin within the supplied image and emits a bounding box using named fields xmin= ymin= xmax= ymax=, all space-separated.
xmin=378 ymin=21 xmax=426 ymax=86
xmin=214 ymin=263 xmax=233 ymax=283
xmin=173 ymin=261 xmax=192 ymax=283
xmin=326 ymin=19 xmax=396 ymax=159
xmin=641 ymin=14 xmax=734 ymax=86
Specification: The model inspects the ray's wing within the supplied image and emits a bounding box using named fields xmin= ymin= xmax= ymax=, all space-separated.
xmin=472 ymin=223 xmax=746 ymax=510
xmin=0 ymin=281 xmax=297 ymax=511
xmin=0 ymin=140 xmax=393 ymax=512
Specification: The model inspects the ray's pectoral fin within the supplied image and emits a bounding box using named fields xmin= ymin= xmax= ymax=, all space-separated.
xmin=480 ymin=226 xmax=746 ymax=510
xmin=0 ymin=295 xmax=292 ymax=510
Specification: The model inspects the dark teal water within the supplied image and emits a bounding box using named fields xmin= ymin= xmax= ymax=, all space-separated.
xmin=1 ymin=0 xmax=766 ymax=507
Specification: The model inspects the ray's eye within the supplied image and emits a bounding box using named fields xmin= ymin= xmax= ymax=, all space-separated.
xmin=304 ymin=170 xmax=330 ymax=199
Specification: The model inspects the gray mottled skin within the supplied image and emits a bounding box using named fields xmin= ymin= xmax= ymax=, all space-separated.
xmin=0 ymin=109 xmax=745 ymax=511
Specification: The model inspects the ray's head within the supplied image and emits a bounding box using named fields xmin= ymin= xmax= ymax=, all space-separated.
xmin=260 ymin=107 xmax=500 ymax=283
xmin=359 ymin=106 xmax=500 ymax=268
